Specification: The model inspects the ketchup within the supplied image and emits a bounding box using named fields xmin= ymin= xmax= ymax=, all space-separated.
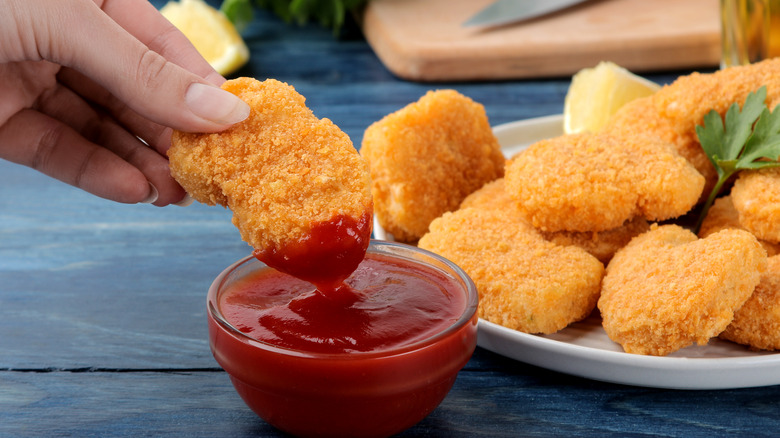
xmin=219 ymin=253 xmax=466 ymax=354
xmin=252 ymin=212 xmax=371 ymax=291
xmin=208 ymin=244 xmax=478 ymax=438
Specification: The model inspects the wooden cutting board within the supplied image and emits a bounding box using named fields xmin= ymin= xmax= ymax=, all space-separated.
xmin=361 ymin=0 xmax=721 ymax=82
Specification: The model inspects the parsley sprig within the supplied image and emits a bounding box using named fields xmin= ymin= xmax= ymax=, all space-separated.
xmin=694 ymin=85 xmax=780 ymax=233
xmin=220 ymin=0 xmax=368 ymax=35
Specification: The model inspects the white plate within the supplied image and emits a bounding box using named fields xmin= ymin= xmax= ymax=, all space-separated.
xmin=373 ymin=114 xmax=780 ymax=390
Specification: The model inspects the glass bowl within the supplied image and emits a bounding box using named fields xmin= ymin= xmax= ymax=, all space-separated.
xmin=207 ymin=240 xmax=478 ymax=438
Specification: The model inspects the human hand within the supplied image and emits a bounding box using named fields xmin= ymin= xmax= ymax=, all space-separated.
xmin=0 ymin=0 xmax=250 ymax=206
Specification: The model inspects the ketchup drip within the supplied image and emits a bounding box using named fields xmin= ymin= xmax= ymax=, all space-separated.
xmin=252 ymin=212 xmax=371 ymax=291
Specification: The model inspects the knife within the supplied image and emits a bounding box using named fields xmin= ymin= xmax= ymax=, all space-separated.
xmin=463 ymin=0 xmax=589 ymax=27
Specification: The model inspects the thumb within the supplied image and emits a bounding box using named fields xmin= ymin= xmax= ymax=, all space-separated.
xmin=44 ymin=0 xmax=249 ymax=133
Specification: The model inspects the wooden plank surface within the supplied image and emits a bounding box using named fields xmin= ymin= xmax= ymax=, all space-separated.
xmin=0 ymin=162 xmax=243 ymax=370
xmin=2 ymin=0 xmax=776 ymax=436
xmin=362 ymin=0 xmax=722 ymax=81
xmin=3 ymin=349 xmax=780 ymax=437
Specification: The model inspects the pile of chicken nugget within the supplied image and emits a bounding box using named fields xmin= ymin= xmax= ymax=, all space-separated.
xmin=362 ymin=59 xmax=780 ymax=356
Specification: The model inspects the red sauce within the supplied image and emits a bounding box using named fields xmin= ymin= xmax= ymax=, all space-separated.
xmin=209 ymin=247 xmax=478 ymax=437
xmin=252 ymin=212 xmax=371 ymax=291
xmin=219 ymin=252 xmax=466 ymax=354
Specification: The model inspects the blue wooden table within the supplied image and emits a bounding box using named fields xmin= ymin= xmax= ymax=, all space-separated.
xmin=2 ymin=2 xmax=779 ymax=436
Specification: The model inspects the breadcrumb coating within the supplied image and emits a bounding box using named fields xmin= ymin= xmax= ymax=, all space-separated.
xmin=504 ymin=132 xmax=704 ymax=232
xmin=599 ymin=224 xmax=767 ymax=356
xmin=418 ymin=208 xmax=604 ymax=334
xmin=604 ymin=58 xmax=780 ymax=201
xmin=459 ymin=178 xmax=511 ymax=212
xmin=720 ymin=255 xmax=780 ymax=351
xmin=731 ymin=168 xmax=780 ymax=243
xmin=698 ymin=195 xmax=780 ymax=256
xmin=460 ymin=178 xmax=649 ymax=263
xmin=604 ymin=96 xmax=718 ymax=198
xmin=361 ymin=90 xmax=505 ymax=242
xmin=654 ymin=58 xmax=780 ymax=137
xmin=168 ymin=78 xmax=372 ymax=285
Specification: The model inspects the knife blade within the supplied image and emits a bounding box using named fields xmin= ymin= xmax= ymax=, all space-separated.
xmin=463 ymin=0 xmax=588 ymax=27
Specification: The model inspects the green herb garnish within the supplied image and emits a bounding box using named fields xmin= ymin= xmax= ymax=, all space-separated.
xmin=220 ymin=0 xmax=368 ymax=35
xmin=694 ymin=85 xmax=780 ymax=233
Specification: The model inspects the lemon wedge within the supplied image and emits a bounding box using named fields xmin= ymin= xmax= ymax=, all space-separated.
xmin=161 ymin=0 xmax=250 ymax=76
xmin=563 ymin=61 xmax=661 ymax=134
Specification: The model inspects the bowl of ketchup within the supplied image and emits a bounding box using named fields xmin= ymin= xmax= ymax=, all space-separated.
xmin=207 ymin=240 xmax=479 ymax=437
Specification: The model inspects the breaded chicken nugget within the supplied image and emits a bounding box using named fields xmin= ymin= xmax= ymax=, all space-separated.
xmin=459 ymin=178 xmax=513 ymax=212
xmin=604 ymin=97 xmax=718 ymax=198
xmin=720 ymin=255 xmax=780 ymax=351
xmin=654 ymin=59 xmax=780 ymax=139
xmin=418 ymin=208 xmax=604 ymax=334
xmin=604 ymin=58 xmax=780 ymax=200
xmin=361 ymin=90 xmax=505 ymax=242
xmin=168 ymin=78 xmax=372 ymax=289
xmin=698 ymin=195 xmax=780 ymax=256
xmin=504 ymin=132 xmax=704 ymax=232
xmin=460 ymin=178 xmax=649 ymax=263
xmin=731 ymin=168 xmax=780 ymax=243
xmin=544 ymin=218 xmax=650 ymax=266
xmin=599 ymin=224 xmax=767 ymax=356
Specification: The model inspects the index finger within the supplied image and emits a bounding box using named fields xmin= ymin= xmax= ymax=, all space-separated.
xmin=96 ymin=0 xmax=224 ymax=85
xmin=41 ymin=0 xmax=249 ymax=133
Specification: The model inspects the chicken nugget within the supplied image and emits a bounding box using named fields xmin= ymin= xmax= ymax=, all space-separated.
xmin=504 ymin=132 xmax=704 ymax=232
xmin=544 ymin=218 xmax=650 ymax=266
xmin=603 ymin=59 xmax=780 ymax=201
xmin=731 ymin=168 xmax=780 ymax=243
xmin=720 ymin=255 xmax=780 ymax=351
xmin=603 ymin=96 xmax=718 ymax=198
xmin=698 ymin=195 xmax=780 ymax=256
xmin=418 ymin=208 xmax=604 ymax=334
xmin=654 ymin=58 xmax=780 ymax=140
xmin=599 ymin=224 xmax=767 ymax=356
xmin=459 ymin=178 xmax=512 ymax=212
xmin=168 ymin=78 xmax=372 ymax=289
xmin=460 ymin=178 xmax=649 ymax=263
xmin=361 ymin=90 xmax=505 ymax=242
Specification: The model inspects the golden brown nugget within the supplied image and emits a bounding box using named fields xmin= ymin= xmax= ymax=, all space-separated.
xmin=504 ymin=132 xmax=704 ymax=232
xmin=418 ymin=208 xmax=604 ymax=334
xmin=543 ymin=218 xmax=650 ymax=266
xmin=731 ymin=168 xmax=780 ymax=243
xmin=698 ymin=195 xmax=780 ymax=256
xmin=460 ymin=178 xmax=649 ymax=263
xmin=459 ymin=178 xmax=512 ymax=212
xmin=168 ymin=78 xmax=372 ymax=289
xmin=604 ymin=96 xmax=718 ymax=198
xmin=599 ymin=225 xmax=767 ymax=356
xmin=654 ymin=58 xmax=780 ymax=140
xmin=720 ymin=255 xmax=780 ymax=351
xmin=604 ymin=59 xmax=780 ymax=200
xmin=361 ymin=90 xmax=505 ymax=242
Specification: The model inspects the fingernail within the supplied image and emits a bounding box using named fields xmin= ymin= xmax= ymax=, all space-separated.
xmin=140 ymin=182 xmax=159 ymax=204
xmin=185 ymin=82 xmax=250 ymax=125
xmin=174 ymin=193 xmax=194 ymax=207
